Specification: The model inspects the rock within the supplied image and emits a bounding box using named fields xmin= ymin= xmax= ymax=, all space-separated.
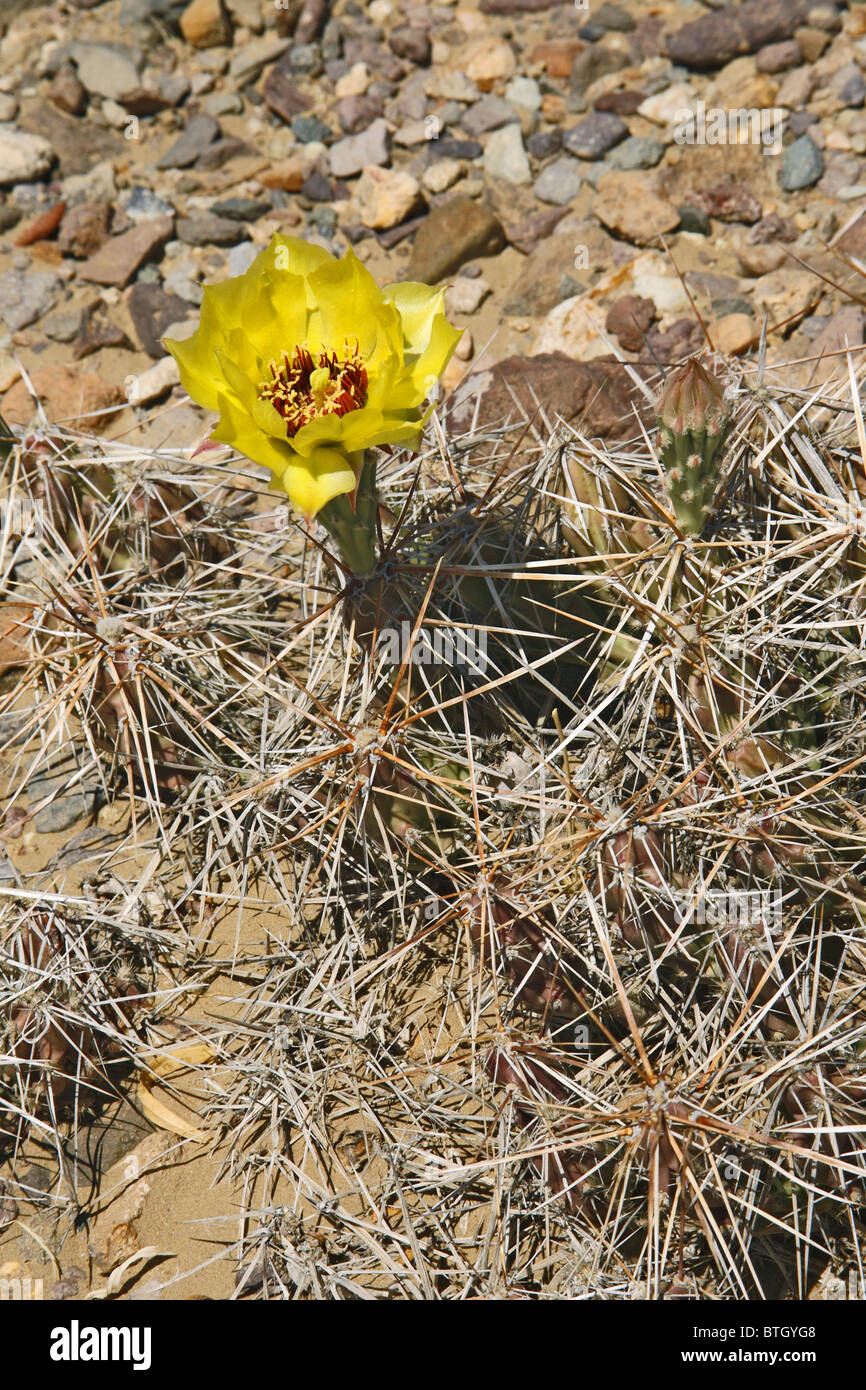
xmin=0 ymin=128 xmax=55 ymax=186
xmin=688 ymin=182 xmax=762 ymax=224
xmin=87 ymin=1133 xmax=176 ymax=1276
xmin=637 ymin=83 xmax=696 ymax=129
xmin=422 ymin=158 xmax=462 ymax=194
xmin=389 ymin=26 xmax=431 ymax=66
xmin=461 ymin=37 xmax=516 ymax=90
xmin=73 ymin=302 xmax=132 ymax=360
xmin=407 ymin=196 xmax=506 ymax=282
xmin=562 ymin=112 xmax=628 ymax=159
xmin=569 ymin=45 xmax=631 ymax=105
xmin=832 ymin=63 xmax=866 ymax=109
xmin=461 ymin=94 xmax=519 ymax=138
xmin=69 ymin=41 xmax=143 ymax=102
xmin=49 ymin=64 xmax=88 ymax=117
xmin=595 ymin=88 xmax=646 ymax=116
xmin=293 ymin=114 xmax=333 ymax=145
xmin=119 ymin=187 xmax=175 ymax=224
xmin=328 ymin=118 xmax=391 ymax=177
xmin=14 ymin=201 xmax=66 ymax=247
xmin=176 ymin=212 xmax=246 ymax=245
xmin=125 ymin=355 xmax=180 ymax=405
xmin=128 ymin=282 xmax=190 ymax=357
xmin=33 ymin=775 xmax=100 ymax=832
xmin=834 ymin=208 xmax=866 ymax=260
xmin=203 ymin=90 xmax=243 ymax=117
xmin=780 ymin=134 xmax=824 ymax=191
xmin=0 ymin=267 xmax=60 ymax=331
xmin=756 ymin=40 xmax=802 ymax=72
xmin=533 ymin=155 xmax=582 ymax=205
xmin=156 ymin=113 xmax=220 ymax=170
xmin=776 ymin=66 xmax=815 ymax=109
xmin=227 ymin=241 xmax=257 ymax=276
xmin=480 ymin=0 xmax=576 ymax=10
xmin=43 ymin=307 xmax=82 ymax=343
xmin=483 ymin=123 xmax=531 ymax=184
xmin=257 ymin=156 xmax=305 ymax=191
xmin=593 ymin=171 xmax=680 ymax=245
xmin=228 ymin=35 xmax=289 ymax=85
xmin=714 ymin=313 xmax=757 ymax=353
xmin=302 ymin=171 xmax=333 ymax=202
xmin=180 ymin=0 xmax=232 ymax=47
xmin=807 ymin=306 xmax=865 ymax=381
xmin=503 ymin=229 xmax=598 ymax=315
xmin=738 ymin=242 xmax=788 ymax=276
xmin=794 ymin=25 xmax=830 ymax=62
xmin=337 ymin=93 xmax=383 ymax=135
xmin=607 ymin=136 xmax=665 ymax=170
xmin=605 ymin=293 xmax=655 ymax=351
xmin=677 ymin=205 xmax=711 ymax=235
xmin=195 ymin=135 xmax=253 ymax=170
xmin=210 ymin=196 xmax=269 ymax=222
xmin=355 ymin=166 xmax=422 ymax=229
xmin=262 ymin=62 xmax=313 ymax=124
xmin=527 ymin=129 xmax=562 ymax=161
xmin=424 ymin=70 xmax=479 ymax=104
xmin=667 ymin=0 xmax=814 ymax=70
xmin=78 ymin=216 xmax=174 ymax=287
xmin=445 ymin=277 xmax=491 ymax=316
xmin=505 ymin=76 xmax=542 ymax=113
xmin=2 ymin=364 xmax=123 ymax=431
xmin=445 ymin=351 xmax=650 ymax=443
xmin=530 ymin=40 xmax=584 ymax=79
xmin=335 ymin=64 xmax=371 ymax=99
xmin=505 ymin=203 xmax=571 ymax=254
xmin=752 ymin=267 xmax=818 ymax=326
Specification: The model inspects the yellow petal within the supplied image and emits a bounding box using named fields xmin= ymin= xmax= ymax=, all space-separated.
xmin=383 ymin=281 xmax=447 ymax=354
xmin=278 ymin=446 xmax=358 ymax=518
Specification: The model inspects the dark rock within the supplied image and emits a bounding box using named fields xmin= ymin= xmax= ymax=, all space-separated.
xmin=128 ymin=281 xmax=190 ymax=357
xmin=788 ymin=110 xmax=819 ymax=136
xmin=667 ymin=0 xmax=816 ymax=71
xmin=505 ymin=203 xmax=570 ymax=253
xmin=389 ymin=26 xmax=431 ymax=65
xmin=594 ymin=88 xmax=645 ymax=115
xmin=342 ymin=37 xmax=404 ymax=82
xmin=445 ymin=352 xmax=652 ymax=445
xmin=261 ymin=62 xmax=312 ymax=123
xmin=780 ymin=134 xmax=824 ymax=191
xmin=430 ymin=138 xmax=482 ymax=160
xmin=156 ymin=113 xmax=220 ymax=169
xmin=176 ymin=212 xmax=246 ymax=245
xmin=72 ymin=300 xmax=132 ymax=359
xmin=57 ymin=200 xmax=112 ymax=258
xmin=688 ymin=182 xmax=762 ymax=223
xmin=527 ymin=129 xmax=562 ymax=160
xmin=569 ymin=44 xmax=631 ymax=105
xmin=292 ymin=114 xmax=333 ymax=144
xmin=461 ymin=94 xmax=519 ymax=138
xmin=287 ymin=43 xmax=323 ymax=77
xmin=49 ymin=64 xmax=88 ymax=117
xmin=748 ymin=213 xmax=797 ymax=243
xmin=480 ymin=0 xmax=573 ymax=11
xmin=337 ymin=94 xmax=384 ymax=134
xmin=677 ymin=204 xmax=711 ymax=235
xmin=210 ymin=196 xmax=270 ymax=221
xmin=301 ymin=170 xmax=333 ymax=201
xmin=0 ymin=202 xmax=21 ymax=233
xmin=195 ymin=136 xmax=253 ymax=170
xmin=407 ymin=196 xmax=506 ymax=281
xmin=832 ymin=63 xmax=866 ymax=109
xmin=605 ymin=293 xmax=656 ymax=351
xmin=562 ymin=111 xmax=628 ymax=159
xmin=644 ymin=317 xmax=704 ymax=361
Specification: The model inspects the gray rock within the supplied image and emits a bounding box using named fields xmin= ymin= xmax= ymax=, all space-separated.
xmin=0 ymin=128 xmax=55 ymax=186
xmin=69 ymin=41 xmax=143 ymax=103
xmin=227 ymin=240 xmax=257 ymax=276
xmin=156 ymin=113 xmax=220 ymax=169
xmin=337 ymin=94 xmax=384 ymax=135
xmin=163 ymin=269 xmax=204 ymax=304
xmin=228 ymin=35 xmax=289 ymax=85
xmin=461 ymin=94 xmax=518 ymax=138
xmin=292 ymin=114 xmax=333 ymax=144
xmin=202 ymin=90 xmax=244 ymax=117
xmin=563 ymin=112 xmax=629 ymax=159
xmin=607 ymin=136 xmax=665 ymax=170
xmin=532 ymin=155 xmax=582 ymax=205
xmin=780 ymin=134 xmax=824 ymax=191
xmin=0 ymin=267 xmax=61 ymax=331
xmin=42 ymin=306 xmax=83 ymax=342
xmin=328 ymin=117 xmax=391 ymax=177
xmin=119 ymin=186 xmax=175 ymax=222
xmin=483 ymin=123 xmax=531 ymax=183
xmin=29 ymin=760 xmax=101 ymax=833
xmin=176 ymin=212 xmax=246 ymax=246
xmin=127 ymin=281 xmax=190 ymax=356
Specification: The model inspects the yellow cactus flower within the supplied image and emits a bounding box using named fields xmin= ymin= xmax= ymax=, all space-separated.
xmin=163 ymin=234 xmax=461 ymax=519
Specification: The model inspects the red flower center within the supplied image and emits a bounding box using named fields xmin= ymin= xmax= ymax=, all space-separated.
xmin=258 ymin=338 xmax=368 ymax=438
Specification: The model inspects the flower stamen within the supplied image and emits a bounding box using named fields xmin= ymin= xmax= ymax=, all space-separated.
xmin=259 ymin=337 xmax=368 ymax=437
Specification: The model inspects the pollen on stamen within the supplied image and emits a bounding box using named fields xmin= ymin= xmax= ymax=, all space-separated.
xmin=258 ymin=337 xmax=368 ymax=437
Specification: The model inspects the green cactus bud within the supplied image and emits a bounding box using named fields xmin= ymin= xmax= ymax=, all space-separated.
xmin=656 ymin=358 xmax=730 ymax=535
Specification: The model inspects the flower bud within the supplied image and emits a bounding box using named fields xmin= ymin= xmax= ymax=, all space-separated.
xmin=656 ymin=358 xmax=730 ymax=535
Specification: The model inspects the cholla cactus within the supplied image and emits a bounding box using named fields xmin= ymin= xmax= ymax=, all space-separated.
xmin=656 ymin=357 xmax=731 ymax=535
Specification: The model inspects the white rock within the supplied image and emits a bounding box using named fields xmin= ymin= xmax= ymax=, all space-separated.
xmin=505 ymin=76 xmax=541 ymax=112
xmin=445 ymin=277 xmax=492 ymax=315
xmin=0 ymin=127 xmax=54 ymax=186
xmin=422 ymin=158 xmax=462 ymax=193
xmin=483 ymin=123 xmax=531 ymax=184
xmin=630 ymin=272 xmax=690 ymax=314
xmin=125 ymin=356 xmax=181 ymax=407
xmin=454 ymin=328 xmax=473 ymax=360
xmin=0 ymin=95 xmax=17 ymax=122
xmin=637 ymin=83 xmax=697 ymax=128
xmin=335 ymin=63 xmax=369 ymax=98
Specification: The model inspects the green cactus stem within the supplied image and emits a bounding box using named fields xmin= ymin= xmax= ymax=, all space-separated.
xmin=656 ymin=358 xmax=730 ymax=535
